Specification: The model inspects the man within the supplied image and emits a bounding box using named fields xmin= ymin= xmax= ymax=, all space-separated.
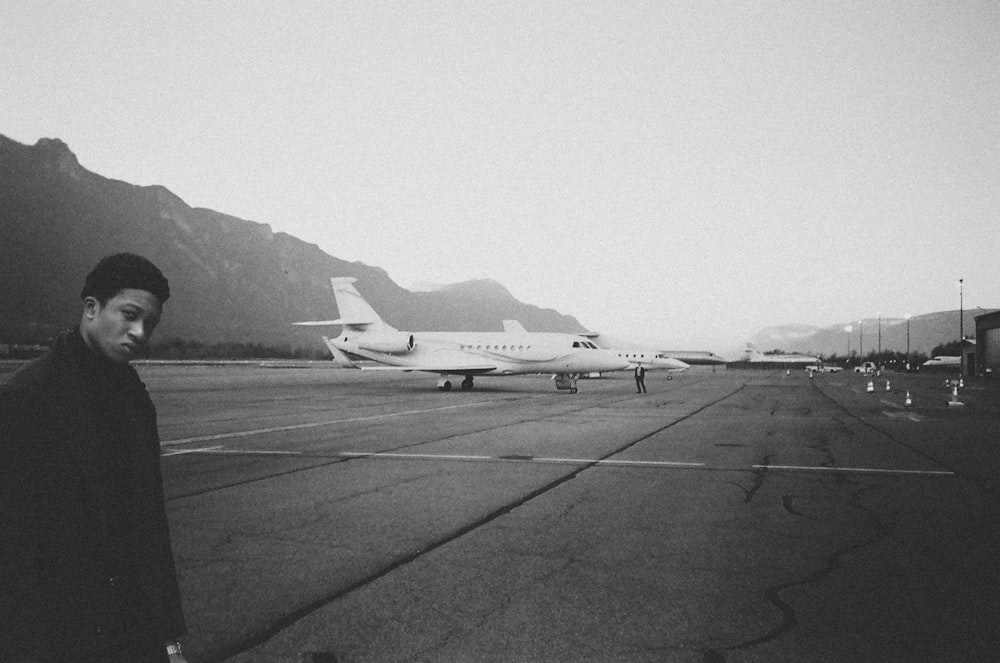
xmin=1 ymin=254 xmax=189 ymax=663
xmin=634 ymin=363 xmax=647 ymax=393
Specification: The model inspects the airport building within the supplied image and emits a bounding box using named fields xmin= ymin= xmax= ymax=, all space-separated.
xmin=975 ymin=310 xmax=1000 ymax=377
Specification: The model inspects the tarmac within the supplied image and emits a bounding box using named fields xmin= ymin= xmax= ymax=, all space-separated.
xmin=8 ymin=363 xmax=1000 ymax=662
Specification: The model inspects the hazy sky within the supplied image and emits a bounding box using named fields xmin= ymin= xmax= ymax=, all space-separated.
xmin=3 ymin=1 xmax=998 ymax=351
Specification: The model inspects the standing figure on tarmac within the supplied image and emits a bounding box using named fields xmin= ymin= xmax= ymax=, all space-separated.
xmin=635 ymin=364 xmax=647 ymax=393
xmin=0 ymin=253 xmax=190 ymax=663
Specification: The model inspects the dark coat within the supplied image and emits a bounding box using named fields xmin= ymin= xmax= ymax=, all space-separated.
xmin=0 ymin=331 xmax=186 ymax=662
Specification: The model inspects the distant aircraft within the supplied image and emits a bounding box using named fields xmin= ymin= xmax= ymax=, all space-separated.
xmin=294 ymin=278 xmax=631 ymax=392
xmin=920 ymin=355 xmax=960 ymax=371
xmin=656 ymin=350 xmax=727 ymax=366
xmin=582 ymin=333 xmax=690 ymax=375
xmin=740 ymin=344 xmax=819 ymax=365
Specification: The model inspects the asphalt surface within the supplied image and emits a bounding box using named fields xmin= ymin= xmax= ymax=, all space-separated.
xmin=9 ymin=363 xmax=1000 ymax=662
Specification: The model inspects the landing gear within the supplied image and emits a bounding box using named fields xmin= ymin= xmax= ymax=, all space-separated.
xmin=438 ymin=377 xmax=474 ymax=391
xmin=553 ymin=374 xmax=579 ymax=393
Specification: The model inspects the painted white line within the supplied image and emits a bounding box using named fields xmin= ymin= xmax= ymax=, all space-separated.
xmin=753 ymin=464 xmax=953 ymax=477
xmin=882 ymin=410 xmax=923 ymax=422
xmin=162 ymin=448 xmax=953 ymax=478
xmin=338 ymin=452 xmax=705 ymax=468
xmin=161 ymin=445 xmax=223 ymax=457
xmin=534 ymin=457 xmax=706 ymax=468
xmin=339 ymin=452 xmax=492 ymax=461
xmin=161 ymin=401 xmax=497 ymax=447
xmin=162 ymin=446 xmax=303 ymax=457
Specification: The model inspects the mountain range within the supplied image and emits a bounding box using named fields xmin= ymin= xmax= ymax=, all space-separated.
xmin=749 ymin=310 xmax=992 ymax=358
xmin=2 ymin=133 xmax=991 ymax=358
xmin=0 ymin=134 xmax=584 ymax=351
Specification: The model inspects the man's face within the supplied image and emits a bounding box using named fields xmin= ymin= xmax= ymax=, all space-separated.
xmin=81 ymin=288 xmax=163 ymax=364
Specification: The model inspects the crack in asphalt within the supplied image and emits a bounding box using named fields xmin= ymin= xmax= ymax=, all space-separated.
xmin=713 ymin=480 xmax=886 ymax=658
xmin=735 ymin=454 xmax=770 ymax=504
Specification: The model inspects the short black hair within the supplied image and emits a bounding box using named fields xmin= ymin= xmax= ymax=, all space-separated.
xmin=80 ymin=253 xmax=170 ymax=304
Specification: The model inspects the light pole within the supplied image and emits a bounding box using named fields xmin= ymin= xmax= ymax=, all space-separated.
xmin=959 ymin=278 xmax=964 ymax=376
xmin=859 ymin=320 xmax=863 ymax=364
xmin=877 ymin=312 xmax=882 ymax=372
xmin=905 ymin=314 xmax=911 ymax=372
xmin=845 ymin=325 xmax=852 ymax=363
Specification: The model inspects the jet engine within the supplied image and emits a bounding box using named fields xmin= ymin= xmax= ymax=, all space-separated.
xmin=356 ymin=332 xmax=415 ymax=354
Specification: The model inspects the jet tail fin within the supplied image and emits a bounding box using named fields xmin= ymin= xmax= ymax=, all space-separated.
xmin=330 ymin=277 xmax=389 ymax=329
xmin=502 ymin=320 xmax=527 ymax=334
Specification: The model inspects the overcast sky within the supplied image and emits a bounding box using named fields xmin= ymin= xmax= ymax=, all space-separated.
xmin=3 ymin=1 xmax=998 ymax=351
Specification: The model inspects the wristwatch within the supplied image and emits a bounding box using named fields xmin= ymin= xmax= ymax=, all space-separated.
xmin=166 ymin=641 xmax=183 ymax=656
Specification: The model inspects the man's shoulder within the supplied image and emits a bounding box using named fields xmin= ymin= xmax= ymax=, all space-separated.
xmin=0 ymin=347 xmax=72 ymax=399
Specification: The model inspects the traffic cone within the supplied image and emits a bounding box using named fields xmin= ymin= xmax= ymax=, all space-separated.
xmin=885 ymin=380 xmax=891 ymax=392
xmin=866 ymin=380 xmax=874 ymax=394
xmin=904 ymin=391 xmax=912 ymax=406
xmin=948 ymin=385 xmax=964 ymax=407
xmin=786 ymin=369 xmax=790 ymax=377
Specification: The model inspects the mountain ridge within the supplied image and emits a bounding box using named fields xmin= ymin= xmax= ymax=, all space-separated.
xmin=0 ymin=134 xmax=585 ymax=351
xmin=3 ymin=133 xmax=992 ymax=357
xmin=750 ymin=310 xmax=995 ymax=358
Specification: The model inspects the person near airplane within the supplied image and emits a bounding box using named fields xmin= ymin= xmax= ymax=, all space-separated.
xmin=0 ymin=253 xmax=190 ymax=662
xmin=635 ymin=364 xmax=647 ymax=393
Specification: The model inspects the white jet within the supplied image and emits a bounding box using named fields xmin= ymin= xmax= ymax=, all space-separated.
xmin=295 ymin=278 xmax=631 ymax=393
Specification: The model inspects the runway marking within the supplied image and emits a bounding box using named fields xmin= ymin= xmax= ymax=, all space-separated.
xmin=882 ymin=409 xmax=924 ymax=422
xmin=338 ymin=451 xmax=704 ymax=468
xmin=162 ymin=445 xmax=304 ymax=457
xmin=340 ymin=452 xmax=492 ymax=461
xmin=162 ymin=445 xmax=223 ymax=457
xmin=753 ymin=464 xmax=953 ymax=477
xmin=160 ymin=401 xmax=498 ymax=447
xmin=336 ymin=452 xmax=953 ymax=476
xmin=534 ymin=457 xmax=706 ymax=468
xmin=163 ymin=449 xmax=954 ymax=477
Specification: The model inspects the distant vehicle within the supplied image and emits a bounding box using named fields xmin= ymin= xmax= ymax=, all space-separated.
xmin=853 ymin=361 xmax=876 ymax=375
xmin=806 ymin=364 xmax=843 ymax=373
xmin=294 ymin=278 xmax=630 ymax=392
